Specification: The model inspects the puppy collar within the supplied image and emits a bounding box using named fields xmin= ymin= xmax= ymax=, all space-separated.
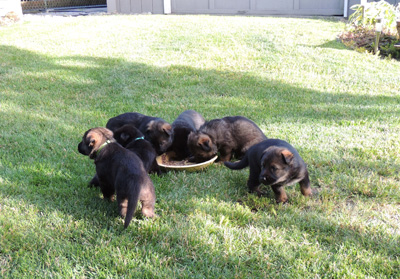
xmin=97 ymin=140 xmax=111 ymax=155
xmin=134 ymin=136 xmax=145 ymax=141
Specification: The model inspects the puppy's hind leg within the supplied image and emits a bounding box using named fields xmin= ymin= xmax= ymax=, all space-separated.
xmin=100 ymin=183 xmax=115 ymax=202
xmin=123 ymin=191 xmax=139 ymax=229
xmin=218 ymin=149 xmax=232 ymax=162
xmin=141 ymin=199 xmax=155 ymax=218
xmin=117 ymin=196 xmax=129 ymax=218
xmin=139 ymin=180 xmax=156 ymax=218
xmin=299 ymin=172 xmax=312 ymax=197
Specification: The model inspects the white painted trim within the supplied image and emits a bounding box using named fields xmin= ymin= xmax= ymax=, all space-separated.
xmin=163 ymin=0 xmax=171 ymax=14
xmin=344 ymin=0 xmax=349 ymax=18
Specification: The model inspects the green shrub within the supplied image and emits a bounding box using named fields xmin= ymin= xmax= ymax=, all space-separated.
xmin=339 ymin=0 xmax=400 ymax=59
xmin=349 ymin=0 xmax=400 ymax=35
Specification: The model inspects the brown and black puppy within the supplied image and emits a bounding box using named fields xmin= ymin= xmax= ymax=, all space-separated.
xmin=78 ymin=127 xmax=156 ymax=228
xmin=168 ymin=110 xmax=206 ymax=160
xmin=106 ymin=112 xmax=173 ymax=155
xmin=113 ymin=124 xmax=160 ymax=175
xmin=187 ymin=116 xmax=267 ymax=163
xmin=224 ymin=139 xmax=312 ymax=203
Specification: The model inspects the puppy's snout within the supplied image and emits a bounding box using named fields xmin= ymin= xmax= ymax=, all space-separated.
xmin=159 ymin=140 xmax=172 ymax=153
xmin=78 ymin=142 xmax=84 ymax=154
xmin=260 ymin=176 xmax=268 ymax=183
xmin=259 ymin=173 xmax=272 ymax=185
xmin=78 ymin=141 xmax=90 ymax=156
xmin=158 ymin=144 xmax=166 ymax=153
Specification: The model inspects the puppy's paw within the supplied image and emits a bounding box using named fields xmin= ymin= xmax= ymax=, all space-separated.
xmin=89 ymin=176 xmax=100 ymax=188
xmin=88 ymin=181 xmax=99 ymax=188
xmin=103 ymin=195 xmax=115 ymax=202
xmin=188 ymin=156 xmax=196 ymax=163
xmin=249 ymin=188 xmax=266 ymax=197
xmin=141 ymin=208 xmax=156 ymax=218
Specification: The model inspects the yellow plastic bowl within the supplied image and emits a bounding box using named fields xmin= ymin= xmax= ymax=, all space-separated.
xmin=156 ymin=151 xmax=218 ymax=172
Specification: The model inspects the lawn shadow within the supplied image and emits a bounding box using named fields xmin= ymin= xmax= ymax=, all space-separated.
xmin=146 ymin=188 xmax=399 ymax=276
xmin=315 ymin=39 xmax=349 ymax=50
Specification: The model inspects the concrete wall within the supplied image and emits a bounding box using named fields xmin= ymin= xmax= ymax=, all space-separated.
xmin=171 ymin=0 xmax=344 ymax=16
xmin=107 ymin=0 xmax=346 ymax=16
xmin=107 ymin=0 xmax=164 ymax=14
xmin=106 ymin=0 xmax=400 ymax=17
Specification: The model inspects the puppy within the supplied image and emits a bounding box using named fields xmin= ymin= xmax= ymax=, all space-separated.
xmin=187 ymin=116 xmax=267 ymax=163
xmin=224 ymin=139 xmax=312 ymax=203
xmin=78 ymin=127 xmax=156 ymax=228
xmin=168 ymin=110 xmax=205 ymax=160
xmin=106 ymin=112 xmax=173 ymax=155
xmin=113 ymin=124 xmax=160 ymax=175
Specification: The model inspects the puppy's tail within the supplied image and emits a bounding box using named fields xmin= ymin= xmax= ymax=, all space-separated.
xmin=224 ymin=155 xmax=249 ymax=170
xmin=124 ymin=186 xmax=140 ymax=229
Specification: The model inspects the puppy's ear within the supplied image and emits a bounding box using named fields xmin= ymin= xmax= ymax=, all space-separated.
xmin=103 ymin=128 xmax=114 ymax=140
xmin=281 ymin=150 xmax=294 ymax=164
xmin=198 ymin=135 xmax=211 ymax=152
xmin=187 ymin=131 xmax=196 ymax=141
xmin=120 ymin=132 xmax=130 ymax=142
xmin=89 ymin=138 xmax=95 ymax=147
xmin=88 ymin=138 xmax=97 ymax=159
xmin=146 ymin=121 xmax=154 ymax=136
xmin=162 ymin=124 xmax=172 ymax=137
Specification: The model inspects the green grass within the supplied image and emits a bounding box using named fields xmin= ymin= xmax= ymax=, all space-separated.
xmin=1 ymin=14 xmax=399 ymax=278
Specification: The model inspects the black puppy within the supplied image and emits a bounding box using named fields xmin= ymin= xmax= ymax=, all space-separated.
xmin=78 ymin=127 xmax=156 ymax=228
xmin=113 ymin=124 xmax=160 ymax=175
xmin=187 ymin=116 xmax=267 ymax=162
xmin=168 ymin=110 xmax=205 ymax=160
xmin=224 ymin=139 xmax=312 ymax=203
xmin=106 ymin=112 xmax=173 ymax=155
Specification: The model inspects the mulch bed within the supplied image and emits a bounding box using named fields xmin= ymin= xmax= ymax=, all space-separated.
xmin=339 ymin=26 xmax=400 ymax=60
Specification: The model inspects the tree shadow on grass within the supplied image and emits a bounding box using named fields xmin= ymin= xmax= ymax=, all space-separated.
xmin=1 ymin=45 xmax=399 ymax=276
xmin=1 ymin=45 xmax=399 ymax=124
xmin=130 ymin=189 xmax=400 ymax=277
xmin=314 ymin=39 xmax=350 ymax=50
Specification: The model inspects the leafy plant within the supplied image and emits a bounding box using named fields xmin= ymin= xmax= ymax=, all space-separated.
xmin=349 ymin=0 xmax=399 ymax=34
xmin=340 ymin=0 xmax=400 ymax=59
xmin=0 ymin=11 xmax=21 ymax=26
xmin=339 ymin=25 xmax=399 ymax=58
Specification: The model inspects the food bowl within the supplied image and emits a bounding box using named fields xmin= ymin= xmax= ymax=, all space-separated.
xmin=156 ymin=151 xmax=218 ymax=172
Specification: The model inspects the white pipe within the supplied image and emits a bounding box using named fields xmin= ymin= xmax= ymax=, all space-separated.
xmin=344 ymin=0 xmax=349 ymax=18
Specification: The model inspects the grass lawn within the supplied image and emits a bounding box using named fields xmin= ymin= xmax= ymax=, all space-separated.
xmin=1 ymin=13 xmax=399 ymax=278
